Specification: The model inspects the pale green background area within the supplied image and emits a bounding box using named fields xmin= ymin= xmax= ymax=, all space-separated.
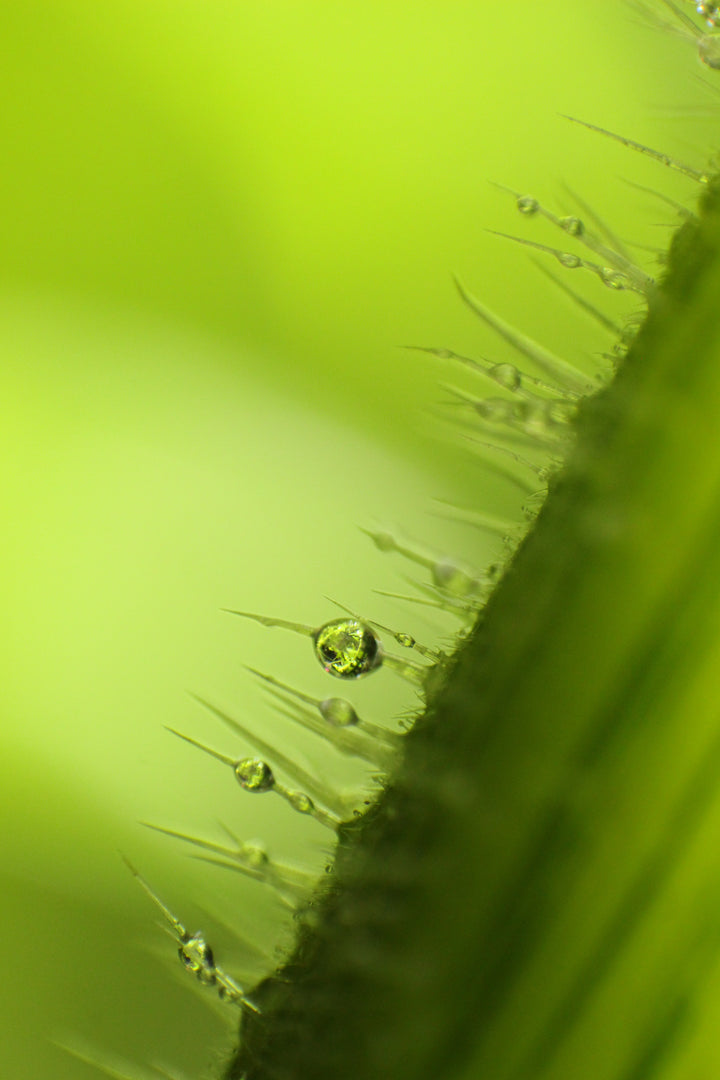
xmin=0 ymin=2 xmax=713 ymax=1077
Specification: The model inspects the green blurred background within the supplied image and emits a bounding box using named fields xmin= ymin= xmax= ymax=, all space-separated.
xmin=0 ymin=3 xmax=713 ymax=1076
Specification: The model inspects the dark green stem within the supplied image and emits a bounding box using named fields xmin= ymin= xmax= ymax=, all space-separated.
xmin=226 ymin=181 xmax=720 ymax=1080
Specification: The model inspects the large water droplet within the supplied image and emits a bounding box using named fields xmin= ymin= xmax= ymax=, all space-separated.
xmin=319 ymin=697 xmax=359 ymax=726
xmin=234 ymin=757 xmax=275 ymax=792
xmin=313 ymin=618 xmax=382 ymax=679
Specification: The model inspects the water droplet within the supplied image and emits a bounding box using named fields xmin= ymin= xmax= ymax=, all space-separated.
xmin=313 ymin=618 xmax=382 ymax=679
xmin=490 ymin=362 xmax=522 ymax=391
xmin=516 ymin=195 xmax=539 ymax=215
xmin=557 ymin=252 xmax=581 ymax=269
xmin=432 ymin=558 xmax=478 ymax=597
xmin=601 ymin=268 xmax=629 ymax=290
xmin=319 ymin=697 xmax=359 ymax=726
xmin=512 ymin=400 xmax=551 ymax=434
xmin=179 ymin=934 xmax=215 ymax=982
xmin=241 ymin=841 xmax=269 ymax=868
xmin=476 ymin=397 xmax=513 ymax=422
xmin=697 ymin=2 xmax=720 ymax=28
xmin=395 ymin=632 xmax=416 ymax=648
xmin=560 ymin=216 xmax=584 ymax=237
xmin=371 ymin=531 xmax=396 ymax=552
xmin=234 ymin=757 xmax=275 ymax=792
xmin=287 ymin=791 xmax=314 ymax=815
xmin=699 ymin=32 xmax=720 ymax=68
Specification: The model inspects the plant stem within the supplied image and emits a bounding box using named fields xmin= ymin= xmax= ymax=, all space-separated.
xmin=225 ymin=181 xmax=720 ymax=1080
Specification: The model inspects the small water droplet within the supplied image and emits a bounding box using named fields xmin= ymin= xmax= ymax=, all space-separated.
xmin=558 ymin=252 xmax=581 ymax=269
xmin=490 ymin=362 xmax=522 ymax=391
xmin=395 ymin=632 xmax=416 ymax=648
xmin=287 ymin=791 xmax=314 ymax=815
xmin=319 ymin=697 xmax=359 ymax=726
xmin=697 ymin=2 xmax=720 ymax=28
xmin=561 ymin=216 xmax=584 ymax=237
xmin=241 ymin=841 xmax=269 ymax=868
xmin=179 ymin=935 xmax=215 ymax=981
xmin=699 ymin=32 xmax=720 ymax=67
xmin=476 ymin=397 xmax=513 ymax=421
xmin=372 ymin=531 xmax=396 ymax=552
xmin=432 ymin=558 xmax=478 ymax=597
xmin=313 ymin=618 xmax=382 ymax=679
xmin=516 ymin=195 xmax=539 ymax=215
xmin=234 ymin=758 xmax=275 ymax=792
xmin=513 ymin=400 xmax=551 ymax=434
xmin=601 ymin=268 xmax=629 ymax=290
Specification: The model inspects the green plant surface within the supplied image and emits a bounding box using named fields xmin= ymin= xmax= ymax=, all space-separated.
xmin=228 ymin=176 xmax=720 ymax=1079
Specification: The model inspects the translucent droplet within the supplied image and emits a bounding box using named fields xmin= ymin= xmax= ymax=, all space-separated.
xmin=179 ymin=934 xmax=215 ymax=982
xmin=371 ymin=531 xmax=396 ymax=552
xmin=313 ymin=618 xmax=382 ymax=679
xmin=241 ymin=841 xmax=269 ymax=868
xmin=287 ymin=791 xmax=314 ymax=815
xmin=319 ymin=697 xmax=359 ymax=727
xmin=395 ymin=632 xmax=416 ymax=648
xmin=516 ymin=195 xmax=539 ymax=215
xmin=476 ymin=397 xmax=513 ymax=422
xmin=432 ymin=558 xmax=478 ymax=597
xmin=601 ymin=268 xmax=630 ymax=290
xmin=557 ymin=252 xmax=581 ymax=269
xmin=699 ymin=32 xmax=720 ymax=68
xmin=560 ymin=215 xmax=584 ymax=237
xmin=512 ymin=400 xmax=551 ymax=434
xmin=490 ymin=362 xmax=522 ymax=392
xmin=234 ymin=757 xmax=275 ymax=792
xmin=697 ymin=3 xmax=720 ymax=29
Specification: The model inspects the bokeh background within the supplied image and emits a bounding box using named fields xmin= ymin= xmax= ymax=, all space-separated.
xmin=0 ymin=3 xmax=713 ymax=1077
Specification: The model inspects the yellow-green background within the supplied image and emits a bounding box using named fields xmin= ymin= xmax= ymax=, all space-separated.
xmin=0 ymin=3 xmax=712 ymax=1077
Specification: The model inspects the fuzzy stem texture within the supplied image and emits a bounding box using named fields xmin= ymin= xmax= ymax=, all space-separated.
xmin=226 ymin=180 xmax=720 ymax=1080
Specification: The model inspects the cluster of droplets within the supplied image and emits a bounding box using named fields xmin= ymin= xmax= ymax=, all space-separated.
xmin=513 ymin=188 xmax=651 ymax=295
